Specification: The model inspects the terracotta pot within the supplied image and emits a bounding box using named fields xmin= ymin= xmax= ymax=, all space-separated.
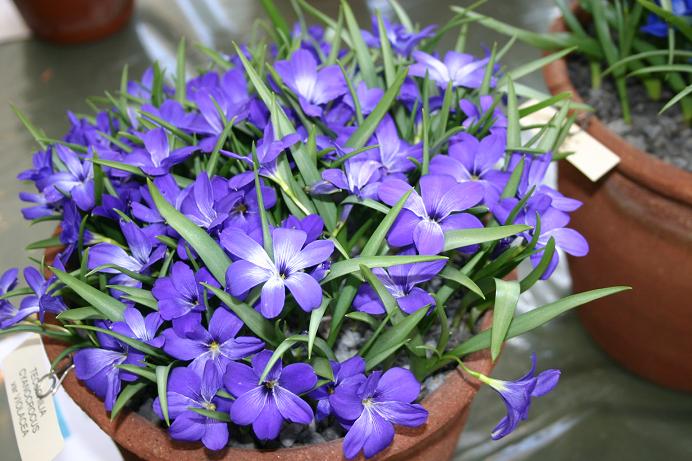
xmin=12 ymin=0 xmax=134 ymax=44
xmin=44 ymin=319 xmax=493 ymax=461
xmin=543 ymin=12 xmax=692 ymax=391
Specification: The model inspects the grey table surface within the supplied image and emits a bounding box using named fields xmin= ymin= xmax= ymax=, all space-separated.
xmin=0 ymin=1 xmax=691 ymax=460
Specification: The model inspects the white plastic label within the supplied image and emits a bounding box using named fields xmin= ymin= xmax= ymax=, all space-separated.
xmin=521 ymin=102 xmax=620 ymax=182
xmin=2 ymin=335 xmax=64 ymax=461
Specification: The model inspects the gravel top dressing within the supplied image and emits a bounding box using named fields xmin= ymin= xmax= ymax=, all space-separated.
xmin=568 ymin=56 xmax=692 ymax=172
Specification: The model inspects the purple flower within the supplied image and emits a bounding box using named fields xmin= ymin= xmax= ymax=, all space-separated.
xmin=162 ymin=309 xmax=264 ymax=376
xmin=378 ymin=175 xmax=484 ymax=255
xmin=460 ymin=95 xmax=508 ymax=133
xmin=369 ymin=115 xmax=421 ymax=176
xmin=128 ymin=128 xmax=197 ymax=176
xmin=111 ymin=307 xmax=164 ymax=348
xmin=222 ymin=183 xmax=276 ymax=237
xmin=353 ymin=259 xmax=445 ymax=315
xmin=275 ymin=49 xmax=348 ymax=117
xmin=21 ymin=267 xmax=67 ymax=322
xmin=410 ymin=50 xmax=491 ymax=89
xmin=179 ymin=172 xmax=229 ymax=230
xmin=317 ymin=159 xmax=383 ymax=200
xmin=19 ymin=192 xmax=52 ymax=220
xmin=281 ymin=214 xmax=324 ymax=243
xmin=74 ymin=326 xmax=145 ymax=411
xmin=362 ymin=16 xmax=437 ymax=56
xmin=42 ymin=145 xmax=95 ymax=211
xmin=331 ymin=367 xmax=428 ymax=459
xmin=58 ymin=200 xmax=94 ymax=263
xmin=0 ymin=269 xmax=34 ymax=329
xmin=344 ymin=82 xmax=384 ymax=116
xmin=429 ymin=132 xmax=508 ymax=209
xmin=225 ymin=123 xmax=299 ymax=189
xmin=225 ymin=350 xmax=317 ymax=440
xmin=222 ymin=227 xmax=334 ymax=318
xmin=496 ymin=195 xmax=588 ymax=278
xmin=481 ymin=354 xmax=560 ymax=440
xmin=153 ymin=362 xmax=231 ymax=450
xmin=309 ymin=356 xmax=365 ymax=421
xmin=641 ymin=0 xmax=692 ymax=37
xmin=88 ymin=220 xmax=166 ymax=283
xmin=153 ymin=262 xmax=218 ymax=320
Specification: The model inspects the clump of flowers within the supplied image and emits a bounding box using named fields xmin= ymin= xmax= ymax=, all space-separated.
xmin=0 ymin=1 xmax=627 ymax=459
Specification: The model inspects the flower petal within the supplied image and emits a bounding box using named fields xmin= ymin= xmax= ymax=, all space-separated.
xmin=284 ymin=271 xmax=323 ymax=312
xmin=279 ymin=363 xmax=317 ymax=395
xmin=412 ymin=219 xmax=444 ymax=255
xmin=252 ymin=398 xmax=283 ymax=440
xmin=227 ymin=260 xmax=272 ymax=297
xmin=260 ymin=276 xmax=285 ymax=318
xmin=224 ymin=360 xmax=258 ymax=397
xmin=274 ymin=386 xmax=314 ymax=424
xmin=376 ymin=367 xmax=421 ymax=403
xmin=231 ymin=386 xmax=268 ymax=425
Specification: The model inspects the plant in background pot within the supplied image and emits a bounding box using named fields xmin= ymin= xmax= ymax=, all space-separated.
xmin=464 ymin=0 xmax=692 ymax=392
xmin=0 ymin=1 xmax=627 ymax=459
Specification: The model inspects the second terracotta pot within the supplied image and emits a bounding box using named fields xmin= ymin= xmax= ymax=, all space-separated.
xmin=545 ymin=13 xmax=692 ymax=392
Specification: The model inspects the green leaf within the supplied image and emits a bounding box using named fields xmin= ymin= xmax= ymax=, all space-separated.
xmin=491 ymin=278 xmax=520 ymax=361
xmin=312 ymin=356 xmax=334 ymax=380
xmin=500 ymin=47 xmax=576 ymax=85
xmin=202 ymin=283 xmax=280 ymax=347
xmin=57 ymin=307 xmax=106 ymax=321
xmin=341 ymin=0 xmax=377 ymax=88
xmin=107 ymin=285 xmax=158 ymax=310
xmin=519 ymin=237 xmax=556 ymax=292
xmin=65 ymin=324 xmax=168 ymax=359
xmin=260 ymin=0 xmax=291 ymax=43
xmin=175 ymin=38 xmax=187 ymax=103
xmin=87 ymin=264 xmax=154 ymax=284
xmin=111 ymin=382 xmax=147 ymax=420
xmin=439 ymin=267 xmax=485 ymax=299
xmin=448 ymin=287 xmax=631 ymax=358
xmin=359 ymin=265 xmax=399 ymax=316
xmin=259 ymin=334 xmax=334 ymax=383
xmin=505 ymin=77 xmax=521 ymax=151
xmin=346 ymin=67 xmax=408 ymax=149
xmin=364 ymin=306 xmax=428 ymax=369
xmin=11 ymin=104 xmax=47 ymax=149
xmin=340 ymin=196 xmax=390 ymax=215
xmin=345 ymin=311 xmax=379 ymax=329
xmin=660 ymin=84 xmax=692 ymax=114
xmin=156 ymin=363 xmax=175 ymax=426
xmin=361 ymin=190 xmax=411 ymax=256
xmin=90 ymin=158 xmax=145 ymax=177
xmin=189 ymin=407 xmax=231 ymax=422
xmin=116 ymin=364 xmax=157 ymax=382
xmin=52 ymin=269 xmax=125 ymax=321
xmin=26 ymin=236 xmax=62 ymax=250
xmin=148 ymin=180 xmax=231 ymax=285
xmin=443 ymin=225 xmax=530 ymax=251
xmin=323 ymin=255 xmax=447 ymax=284
xmin=308 ymin=298 xmax=329 ymax=359
xmin=377 ymin=11 xmax=396 ymax=88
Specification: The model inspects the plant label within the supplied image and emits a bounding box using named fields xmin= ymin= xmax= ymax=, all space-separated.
xmin=521 ymin=102 xmax=620 ymax=182
xmin=1 ymin=335 xmax=64 ymax=461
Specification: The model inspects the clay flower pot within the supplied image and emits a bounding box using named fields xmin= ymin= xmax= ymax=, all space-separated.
xmin=43 ymin=322 xmax=493 ymax=461
xmin=12 ymin=0 xmax=134 ymax=44
xmin=543 ymin=14 xmax=692 ymax=391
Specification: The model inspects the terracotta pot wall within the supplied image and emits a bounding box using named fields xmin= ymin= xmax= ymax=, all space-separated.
xmin=544 ymin=13 xmax=692 ymax=391
xmin=44 ymin=318 xmax=494 ymax=461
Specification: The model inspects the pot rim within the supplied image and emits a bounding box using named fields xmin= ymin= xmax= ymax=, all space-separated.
xmin=543 ymin=12 xmax=692 ymax=207
xmin=43 ymin=315 xmax=494 ymax=460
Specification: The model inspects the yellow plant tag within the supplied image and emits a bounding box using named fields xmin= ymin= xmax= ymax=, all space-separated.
xmin=2 ymin=335 xmax=64 ymax=461
xmin=521 ymin=102 xmax=620 ymax=182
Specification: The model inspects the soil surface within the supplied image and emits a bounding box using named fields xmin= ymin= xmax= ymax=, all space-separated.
xmin=567 ymin=56 xmax=692 ymax=172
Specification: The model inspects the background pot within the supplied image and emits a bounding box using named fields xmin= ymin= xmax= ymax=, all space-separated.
xmin=544 ymin=14 xmax=692 ymax=391
xmin=12 ymin=0 xmax=134 ymax=44
xmin=44 ymin=318 xmax=493 ymax=461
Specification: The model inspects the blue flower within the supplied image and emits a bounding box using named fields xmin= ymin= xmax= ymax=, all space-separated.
xmin=480 ymin=354 xmax=560 ymax=440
